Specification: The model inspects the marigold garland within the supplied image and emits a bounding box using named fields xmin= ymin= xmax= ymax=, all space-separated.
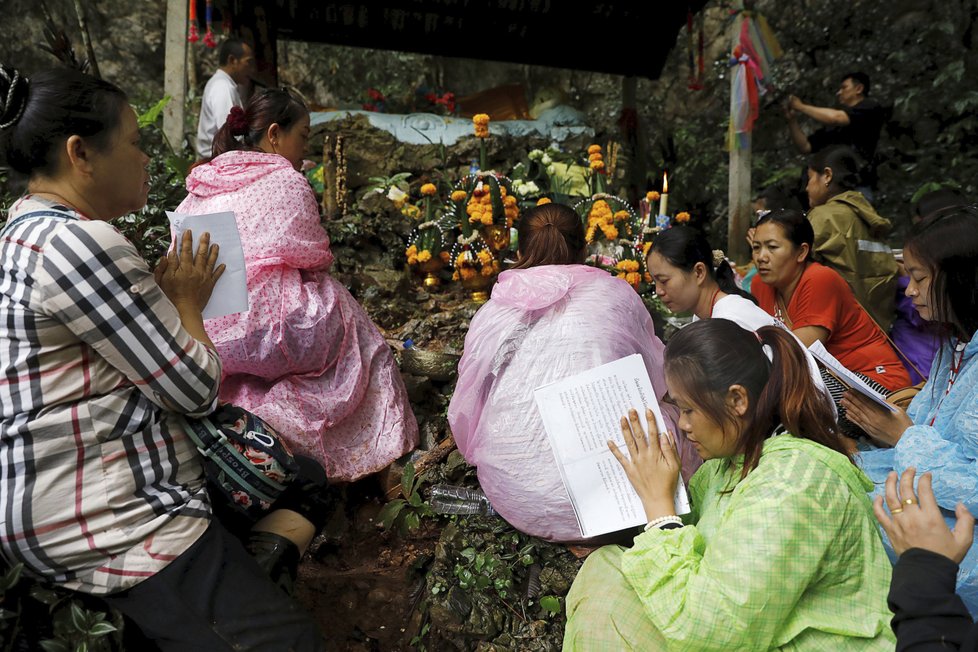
xmin=473 ymin=114 xmax=490 ymax=138
xmin=420 ymin=183 xmax=437 ymax=196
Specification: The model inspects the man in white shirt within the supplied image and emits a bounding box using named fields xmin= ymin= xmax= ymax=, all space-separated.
xmin=195 ymin=38 xmax=256 ymax=159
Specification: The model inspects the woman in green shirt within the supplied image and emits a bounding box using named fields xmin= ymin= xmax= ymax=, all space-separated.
xmin=563 ymin=319 xmax=895 ymax=651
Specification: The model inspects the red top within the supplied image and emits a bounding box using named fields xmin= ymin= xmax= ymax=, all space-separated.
xmin=752 ymin=262 xmax=910 ymax=391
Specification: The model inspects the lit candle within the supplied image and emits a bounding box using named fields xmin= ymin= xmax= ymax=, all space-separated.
xmin=660 ymin=172 xmax=669 ymax=217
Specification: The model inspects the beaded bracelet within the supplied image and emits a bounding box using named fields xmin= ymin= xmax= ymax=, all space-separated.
xmin=644 ymin=515 xmax=683 ymax=531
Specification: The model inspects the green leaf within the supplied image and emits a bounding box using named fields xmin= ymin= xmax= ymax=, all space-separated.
xmin=0 ymin=563 xmax=23 ymax=591
xmin=402 ymin=511 xmax=421 ymax=532
xmin=88 ymin=621 xmax=118 ymax=637
xmin=459 ymin=547 xmax=476 ymax=562
xmin=39 ymin=641 xmax=70 ymax=652
xmin=540 ymin=595 xmax=561 ymax=615
xmin=69 ymin=602 xmax=88 ymax=632
xmin=137 ymin=96 xmax=172 ymax=129
xmin=74 ymin=642 xmax=88 ymax=652
xmin=408 ymin=491 xmax=423 ymax=508
xmin=378 ymin=499 xmax=407 ymax=530
xmin=401 ymin=462 xmax=416 ymax=500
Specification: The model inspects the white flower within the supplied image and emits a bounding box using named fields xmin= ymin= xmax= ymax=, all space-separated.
xmin=546 ymin=164 xmax=557 ymax=176
xmin=528 ymin=149 xmax=544 ymax=161
xmin=540 ymin=154 xmax=552 ymax=166
xmin=387 ymin=186 xmax=408 ymax=203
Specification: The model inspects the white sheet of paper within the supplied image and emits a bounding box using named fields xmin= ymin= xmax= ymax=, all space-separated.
xmin=534 ymin=354 xmax=690 ymax=539
xmin=808 ymin=340 xmax=897 ymax=413
xmin=165 ymin=211 xmax=249 ymax=319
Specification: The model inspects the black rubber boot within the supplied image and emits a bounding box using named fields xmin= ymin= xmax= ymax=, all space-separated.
xmin=245 ymin=531 xmax=301 ymax=596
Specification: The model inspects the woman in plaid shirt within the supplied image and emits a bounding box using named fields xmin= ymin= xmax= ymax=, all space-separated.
xmin=0 ymin=65 xmax=323 ymax=649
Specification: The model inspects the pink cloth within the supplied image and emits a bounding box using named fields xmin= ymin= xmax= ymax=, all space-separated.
xmin=177 ymin=150 xmax=418 ymax=481
xmin=447 ymin=264 xmax=699 ymax=543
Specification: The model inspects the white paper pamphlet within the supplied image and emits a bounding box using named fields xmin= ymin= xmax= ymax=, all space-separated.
xmin=165 ymin=211 xmax=249 ymax=319
xmin=807 ymin=340 xmax=897 ymax=413
xmin=533 ymin=354 xmax=691 ymax=539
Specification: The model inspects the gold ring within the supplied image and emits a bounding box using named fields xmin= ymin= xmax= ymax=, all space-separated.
xmin=905 ymin=498 xmax=915 ymax=506
xmin=891 ymin=508 xmax=904 ymax=514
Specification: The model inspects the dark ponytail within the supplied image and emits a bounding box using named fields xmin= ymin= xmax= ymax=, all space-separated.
xmin=649 ymin=225 xmax=756 ymax=304
xmin=211 ymin=88 xmax=307 ymax=159
xmin=512 ymin=202 xmax=586 ymax=269
xmin=665 ymin=320 xmax=848 ymax=479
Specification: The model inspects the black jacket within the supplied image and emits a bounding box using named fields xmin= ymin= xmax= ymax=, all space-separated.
xmin=890 ymin=548 xmax=978 ymax=650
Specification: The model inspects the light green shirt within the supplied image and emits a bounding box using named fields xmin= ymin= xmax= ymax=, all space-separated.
xmin=618 ymin=435 xmax=895 ymax=651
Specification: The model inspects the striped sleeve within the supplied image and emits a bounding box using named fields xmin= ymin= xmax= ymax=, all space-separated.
xmin=36 ymin=221 xmax=220 ymax=415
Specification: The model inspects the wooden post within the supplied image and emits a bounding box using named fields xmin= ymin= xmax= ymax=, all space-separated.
xmin=621 ymin=76 xmax=645 ymax=205
xmin=163 ymin=0 xmax=189 ymax=154
xmin=727 ymin=80 xmax=752 ymax=264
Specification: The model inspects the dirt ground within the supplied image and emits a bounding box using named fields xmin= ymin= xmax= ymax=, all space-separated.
xmin=296 ymin=489 xmax=439 ymax=651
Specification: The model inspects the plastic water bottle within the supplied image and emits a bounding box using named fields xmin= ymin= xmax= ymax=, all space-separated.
xmin=429 ymin=485 xmax=497 ymax=517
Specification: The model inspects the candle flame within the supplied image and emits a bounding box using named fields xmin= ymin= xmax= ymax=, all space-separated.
xmin=662 ymin=171 xmax=669 ymax=193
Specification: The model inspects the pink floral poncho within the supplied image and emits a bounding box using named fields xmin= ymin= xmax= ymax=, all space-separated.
xmin=448 ymin=264 xmax=697 ymax=543
xmin=178 ymin=151 xmax=418 ymax=480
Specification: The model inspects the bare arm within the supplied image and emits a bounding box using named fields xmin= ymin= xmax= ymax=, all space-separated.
xmin=789 ymin=95 xmax=850 ymax=126
xmin=786 ymin=115 xmax=813 ymax=154
xmin=792 ymin=325 xmax=829 ymax=347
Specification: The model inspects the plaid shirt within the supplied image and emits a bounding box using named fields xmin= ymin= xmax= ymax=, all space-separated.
xmin=0 ymin=197 xmax=220 ymax=595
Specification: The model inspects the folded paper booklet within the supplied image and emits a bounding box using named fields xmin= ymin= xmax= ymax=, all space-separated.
xmin=166 ymin=211 xmax=249 ymax=319
xmin=808 ymin=340 xmax=897 ymax=413
xmin=533 ymin=354 xmax=690 ymax=539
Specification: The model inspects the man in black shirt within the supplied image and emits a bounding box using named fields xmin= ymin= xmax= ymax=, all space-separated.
xmin=785 ymin=72 xmax=886 ymax=190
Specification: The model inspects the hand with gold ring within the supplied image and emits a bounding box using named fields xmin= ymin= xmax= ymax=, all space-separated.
xmin=873 ymin=467 xmax=975 ymax=564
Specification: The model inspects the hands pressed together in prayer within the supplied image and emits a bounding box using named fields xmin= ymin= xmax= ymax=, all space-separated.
xmin=875 ymin=467 xmax=975 ymax=565
xmin=841 ymin=390 xmax=913 ymax=447
xmin=608 ymin=408 xmax=681 ymax=521
xmin=155 ymin=229 xmax=225 ymax=314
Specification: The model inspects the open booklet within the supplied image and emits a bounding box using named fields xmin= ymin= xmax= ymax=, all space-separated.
xmin=165 ymin=211 xmax=249 ymax=319
xmin=808 ymin=340 xmax=898 ymax=413
xmin=533 ymin=354 xmax=691 ymax=539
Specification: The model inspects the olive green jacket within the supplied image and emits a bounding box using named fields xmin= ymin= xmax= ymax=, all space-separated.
xmin=808 ymin=191 xmax=898 ymax=330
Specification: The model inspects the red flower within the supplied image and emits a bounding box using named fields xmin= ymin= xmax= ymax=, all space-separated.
xmin=362 ymin=103 xmax=377 ymax=112
xmin=367 ymin=88 xmax=385 ymax=101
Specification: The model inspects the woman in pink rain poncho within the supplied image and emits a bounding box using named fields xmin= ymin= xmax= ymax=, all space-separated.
xmin=448 ymin=203 xmax=696 ymax=543
xmin=178 ymin=89 xmax=418 ymax=481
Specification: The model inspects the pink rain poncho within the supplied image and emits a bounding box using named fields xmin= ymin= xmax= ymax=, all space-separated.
xmin=448 ymin=264 xmax=697 ymax=543
xmin=177 ymin=150 xmax=418 ymax=481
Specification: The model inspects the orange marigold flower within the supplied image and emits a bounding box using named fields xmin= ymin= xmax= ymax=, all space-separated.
xmin=588 ymin=152 xmax=603 ymax=162
xmin=503 ymin=195 xmax=517 ymax=206
xmin=626 ymin=272 xmax=641 ymax=287
xmin=480 ymin=214 xmax=493 ymax=225
xmin=473 ymin=114 xmax=490 ymax=126
xmin=420 ymin=183 xmax=437 ymax=196
xmin=675 ymin=211 xmax=691 ymax=223
xmin=536 ymin=197 xmax=552 ymax=206
xmin=417 ymin=250 xmax=432 ymax=263
xmin=646 ymin=190 xmax=661 ymax=202
xmin=590 ymin=160 xmax=605 ymax=171
xmin=613 ymin=210 xmax=630 ymax=222
xmin=477 ymin=250 xmax=492 ymax=265
xmin=587 ymin=144 xmax=602 ymax=155
xmin=451 ymin=190 xmax=468 ymax=203
xmin=480 ymin=264 xmax=495 ymax=277
xmin=440 ymin=251 xmax=451 ymax=263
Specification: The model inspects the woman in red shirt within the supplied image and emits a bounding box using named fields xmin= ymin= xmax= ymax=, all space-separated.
xmin=750 ymin=210 xmax=909 ymax=432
